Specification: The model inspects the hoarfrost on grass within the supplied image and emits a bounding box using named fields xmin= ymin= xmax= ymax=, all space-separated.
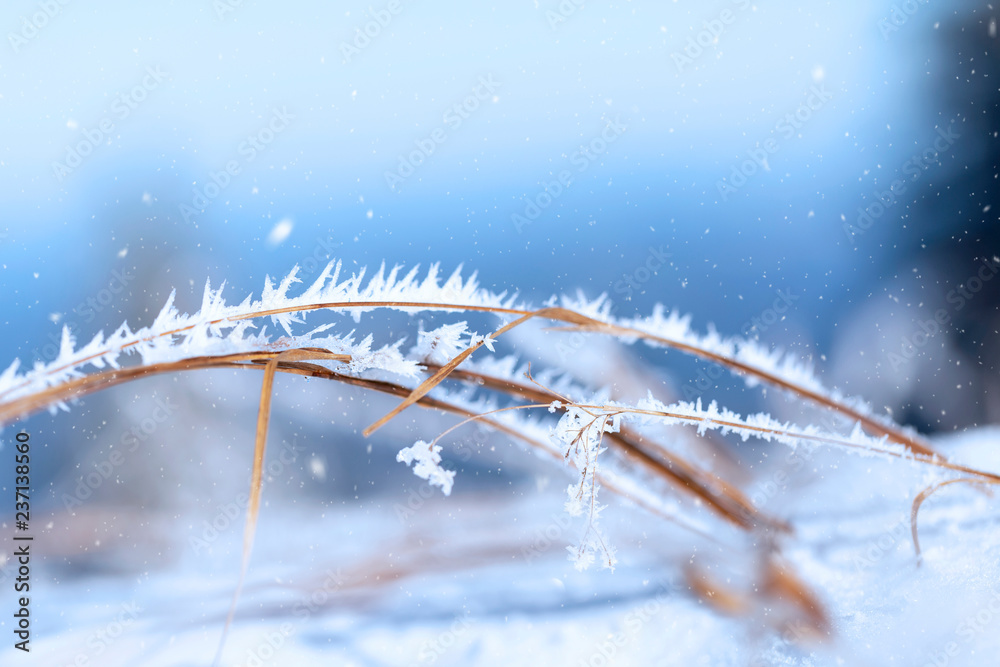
xmin=396 ymin=440 xmax=456 ymax=496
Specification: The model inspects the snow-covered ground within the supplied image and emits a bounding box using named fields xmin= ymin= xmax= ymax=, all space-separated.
xmin=8 ymin=423 xmax=999 ymax=667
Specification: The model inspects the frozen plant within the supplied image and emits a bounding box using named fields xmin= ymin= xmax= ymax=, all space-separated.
xmin=1 ymin=259 xmax=998 ymax=664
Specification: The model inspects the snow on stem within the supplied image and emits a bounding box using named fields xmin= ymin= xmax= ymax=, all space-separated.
xmin=2 ymin=261 xmax=933 ymax=461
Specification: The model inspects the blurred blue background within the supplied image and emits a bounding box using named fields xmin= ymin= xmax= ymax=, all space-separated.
xmin=1 ymin=0 xmax=997 ymax=430
xmin=0 ymin=3 xmax=998 ymax=663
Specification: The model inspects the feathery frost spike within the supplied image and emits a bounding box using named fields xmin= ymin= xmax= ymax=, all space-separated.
xmin=276 ymin=265 xmax=302 ymax=300
xmin=1 ymin=258 xmax=886 ymax=476
xmin=0 ymin=359 xmax=21 ymax=397
xmin=301 ymin=261 xmax=336 ymax=302
xmin=58 ymin=325 xmax=75 ymax=362
xmin=151 ymin=289 xmax=179 ymax=332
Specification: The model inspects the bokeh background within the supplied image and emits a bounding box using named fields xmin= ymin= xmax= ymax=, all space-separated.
xmin=3 ymin=0 xmax=997 ymax=432
xmin=0 ymin=1 xmax=998 ymax=665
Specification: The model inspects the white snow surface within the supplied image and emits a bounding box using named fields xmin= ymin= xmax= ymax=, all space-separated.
xmin=2 ymin=426 xmax=995 ymax=667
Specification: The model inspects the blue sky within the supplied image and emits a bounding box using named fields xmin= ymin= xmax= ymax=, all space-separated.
xmin=0 ymin=0 xmax=964 ymax=361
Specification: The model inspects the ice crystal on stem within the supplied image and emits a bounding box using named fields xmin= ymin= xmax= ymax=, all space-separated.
xmin=396 ymin=440 xmax=456 ymax=496
xmin=553 ymin=404 xmax=619 ymax=571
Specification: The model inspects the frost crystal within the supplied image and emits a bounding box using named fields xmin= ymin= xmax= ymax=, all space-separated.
xmin=413 ymin=322 xmax=472 ymax=365
xmin=0 ymin=260 xmax=522 ymax=407
xmin=0 ymin=258 xmax=914 ymax=581
xmin=397 ymin=440 xmax=456 ymax=496
xmin=551 ymin=404 xmax=618 ymax=571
